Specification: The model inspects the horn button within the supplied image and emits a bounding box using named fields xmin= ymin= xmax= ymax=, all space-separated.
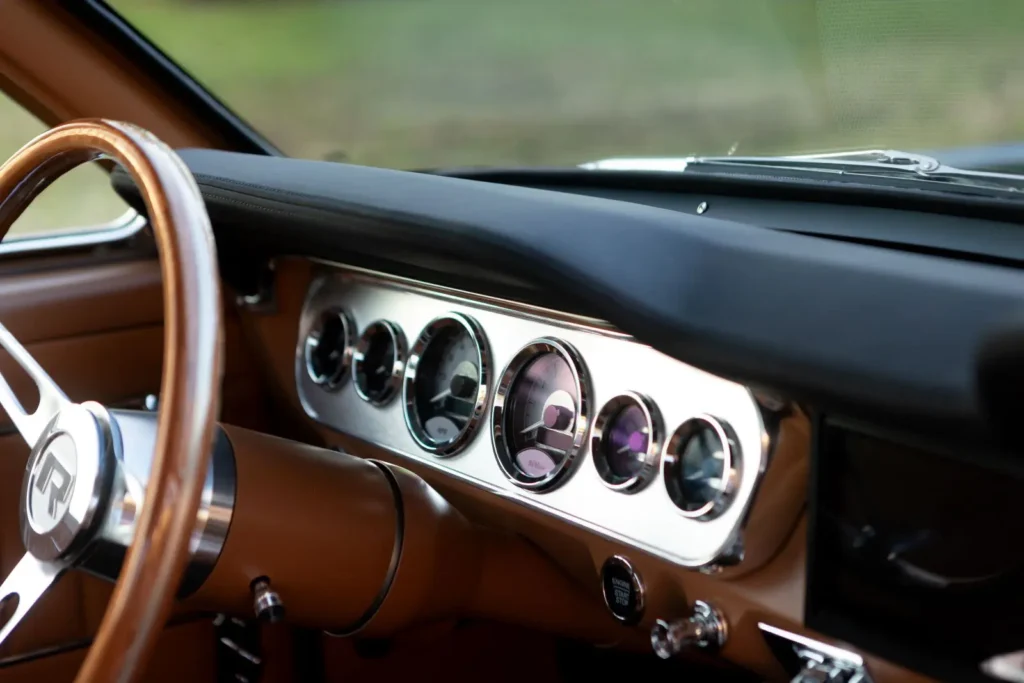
xmin=19 ymin=402 xmax=114 ymax=563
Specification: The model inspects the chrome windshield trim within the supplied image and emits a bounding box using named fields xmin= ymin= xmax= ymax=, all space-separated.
xmin=0 ymin=210 xmax=146 ymax=257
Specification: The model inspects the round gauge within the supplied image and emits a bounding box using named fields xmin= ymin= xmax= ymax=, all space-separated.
xmin=591 ymin=393 xmax=663 ymax=492
xmin=662 ymin=415 xmax=741 ymax=520
xmin=492 ymin=338 xmax=591 ymax=491
xmin=403 ymin=313 xmax=490 ymax=456
xmin=352 ymin=320 xmax=406 ymax=406
xmin=303 ymin=308 xmax=355 ymax=390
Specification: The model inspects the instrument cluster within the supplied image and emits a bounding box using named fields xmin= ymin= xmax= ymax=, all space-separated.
xmin=297 ymin=266 xmax=791 ymax=571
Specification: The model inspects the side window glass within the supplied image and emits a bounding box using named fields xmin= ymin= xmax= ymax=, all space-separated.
xmin=0 ymin=93 xmax=129 ymax=240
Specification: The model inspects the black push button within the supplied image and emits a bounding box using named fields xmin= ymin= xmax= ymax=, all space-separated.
xmin=601 ymin=555 xmax=645 ymax=625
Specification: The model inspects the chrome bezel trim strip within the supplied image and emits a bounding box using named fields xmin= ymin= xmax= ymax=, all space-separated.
xmin=662 ymin=415 xmax=741 ymax=521
xmin=311 ymin=259 xmax=625 ymax=339
xmin=352 ymin=319 xmax=406 ymax=407
xmin=303 ymin=307 xmax=355 ymax=390
xmin=402 ymin=312 xmax=491 ymax=457
xmin=0 ymin=210 xmax=145 ymax=257
xmin=591 ymin=392 xmax=663 ymax=493
xmin=327 ymin=460 xmax=405 ymax=636
xmin=492 ymin=338 xmax=592 ymax=492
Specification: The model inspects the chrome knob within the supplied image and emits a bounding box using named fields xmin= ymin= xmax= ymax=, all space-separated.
xmin=651 ymin=600 xmax=728 ymax=659
xmin=251 ymin=578 xmax=285 ymax=623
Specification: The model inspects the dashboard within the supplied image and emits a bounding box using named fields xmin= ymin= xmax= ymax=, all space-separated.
xmin=295 ymin=266 xmax=806 ymax=572
xmin=112 ymin=148 xmax=1024 ymax=683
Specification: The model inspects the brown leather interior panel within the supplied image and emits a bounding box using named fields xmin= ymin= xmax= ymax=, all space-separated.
xmin=0 ymin=2 xmax=225 ymax=148
xmin=0 ymin=620 xmax=216 ymax=683
xmin=322 ymin=622 xmax=565 ymax=683
xmin=0 ymin=260 xmax=161 ymax=344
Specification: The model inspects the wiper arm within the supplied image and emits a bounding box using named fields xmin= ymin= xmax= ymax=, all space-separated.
xmin=581 ymin=149 xmax=1024 ymax=195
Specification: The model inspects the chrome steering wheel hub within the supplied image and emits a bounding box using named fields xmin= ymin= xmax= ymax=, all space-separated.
xmin=20 ymin=402 xmax=115 ymax=562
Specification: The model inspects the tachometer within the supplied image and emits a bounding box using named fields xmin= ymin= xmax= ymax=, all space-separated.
xmin=493 ymin=338 xmax=591 ymax=491
xmin=403 ymin=313 xmax=490 ymax=456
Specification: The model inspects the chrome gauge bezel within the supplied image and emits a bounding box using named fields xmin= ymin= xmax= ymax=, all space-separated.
xmin=352 ymin=319 xmax=407 ymax=406
xmin=492 ymin=337 xmax=592 ymax=492
xmin=662 ymin=414 xmax=741 ymax=521
xmin=402 ymin=313 xmax=491 ymax=457
xmin=591 ymin=392 xmax=663 ymax=493
xmin=303 ymin=307 xmax=355 ymax=390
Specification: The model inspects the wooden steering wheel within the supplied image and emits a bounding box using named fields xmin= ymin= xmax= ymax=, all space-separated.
xmin=0 ymin=120 xmax=221 ymax=682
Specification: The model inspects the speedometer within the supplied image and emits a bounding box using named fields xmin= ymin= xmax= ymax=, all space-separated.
xmin=492 ymin=338 xmax=591 ymax=491
xmin=403 ymin=313 xmax=490 ymax=456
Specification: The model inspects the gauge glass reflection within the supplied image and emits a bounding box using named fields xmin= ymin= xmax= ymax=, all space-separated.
xmin=664 ymin=416 xmax=740 ymax=519
xmin=506 ymin=352 xmax=578 ymax=479
xmin=603 ymin=404 xmax=650 ymax=479
xmin=493 ymin=339 xmax=590 ymax=490
xmin=592 ymin=393 xmax=661 ymax=492
xmin=353 ymin=321 xmax=404 ymax=405
xmin=405 ymin=315 xmax=488 ymax=454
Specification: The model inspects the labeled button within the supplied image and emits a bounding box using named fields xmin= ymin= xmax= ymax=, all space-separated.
xmin=601 ymin=555 xmax=645 ymax=625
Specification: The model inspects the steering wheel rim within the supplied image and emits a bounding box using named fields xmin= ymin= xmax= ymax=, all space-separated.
xmin=0 ymin=119 xmax=222 ymax=682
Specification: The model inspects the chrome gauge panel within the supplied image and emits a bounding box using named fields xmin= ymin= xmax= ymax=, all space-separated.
xmin=296 ymin=268 xmax=779 ymax=569
xmin=492 ymin=338 xmax=591 ymax=491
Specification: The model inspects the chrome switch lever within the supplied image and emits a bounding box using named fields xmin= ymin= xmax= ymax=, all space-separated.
xmin=758 ymin=623 xmax=874 ymax=683
xmin=650 ymin=600 xmax=728 ymax=658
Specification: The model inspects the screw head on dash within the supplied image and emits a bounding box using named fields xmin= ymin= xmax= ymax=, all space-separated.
xmin=696 ymin=202 xmax=708 ymax=215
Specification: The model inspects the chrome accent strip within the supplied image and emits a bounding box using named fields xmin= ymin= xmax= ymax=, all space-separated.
xmin=402 ymin=313 xmax=491 ymax=457
xmin=662 ymin=415 xmax=741 ymax=521
xmin=758 ymin=623 xmax=874 ymax=683
xmin=311 ymin=259 xmax=625 ymax=339
xmin=0 ymin=210 xmax=145 ymax=257
xmin=352 ymin=320 xmax=406 ymax=407
xmin=327 ymin=460 xmax=405 ymax=636
xmin=591 ymin=392 xmax=663 ymax=493
xmin=297 ymin=269 xmax=777 ymax=569
xmin=492 ymin=338 xmax=592 ymax=492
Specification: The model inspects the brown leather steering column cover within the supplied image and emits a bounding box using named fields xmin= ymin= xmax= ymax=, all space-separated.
xmin=191 ymin=427 xmax=632 ymax=645
xmin=188 ymin=425 xmax=398 ymax=628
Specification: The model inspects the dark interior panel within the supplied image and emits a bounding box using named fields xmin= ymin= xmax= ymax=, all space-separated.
xmin=807 ymin=421 xmax=1024 ymax=681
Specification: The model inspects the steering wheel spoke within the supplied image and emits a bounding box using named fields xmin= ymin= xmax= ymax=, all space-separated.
xmin=0 ymin=320 xmax=70 ymax=446
xmin=0 ymin=553 xmax=64 ymax=647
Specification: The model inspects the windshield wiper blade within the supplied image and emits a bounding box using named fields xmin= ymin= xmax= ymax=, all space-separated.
xmin=580 ymin=149 xmax=1024 ymax=195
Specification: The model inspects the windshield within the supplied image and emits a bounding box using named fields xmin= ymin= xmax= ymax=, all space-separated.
xmin=112 ymin=0 xmax=1024 ymax=171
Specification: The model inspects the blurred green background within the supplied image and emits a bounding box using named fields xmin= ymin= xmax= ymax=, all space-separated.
xmin=4 ymin=0 xmax=1024 ymax=236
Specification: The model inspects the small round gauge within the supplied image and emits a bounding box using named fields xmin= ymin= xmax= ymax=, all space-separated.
xmin=352 ymin=320 xmax=406 ymax=406
xmin=591 ymin=393 xmax=663 ymax=492
xmin=303 ymin=308 xmax=355 ymax=390
xmin=662 ymin=415 xmax=741 ymax=520
xmin=493 ymin=338 xmax=591 ymax=491
xmin=403 ymin=313 xmax=490 ymax=456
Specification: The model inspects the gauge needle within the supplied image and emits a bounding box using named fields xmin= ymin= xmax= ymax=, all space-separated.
xmin=616 ymin=444 xmax=634 ymax=454
xmin=520 ymin=419 xmax=546 ymax=434
xmin=430 ymin=388 xmax=451 ymax=404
